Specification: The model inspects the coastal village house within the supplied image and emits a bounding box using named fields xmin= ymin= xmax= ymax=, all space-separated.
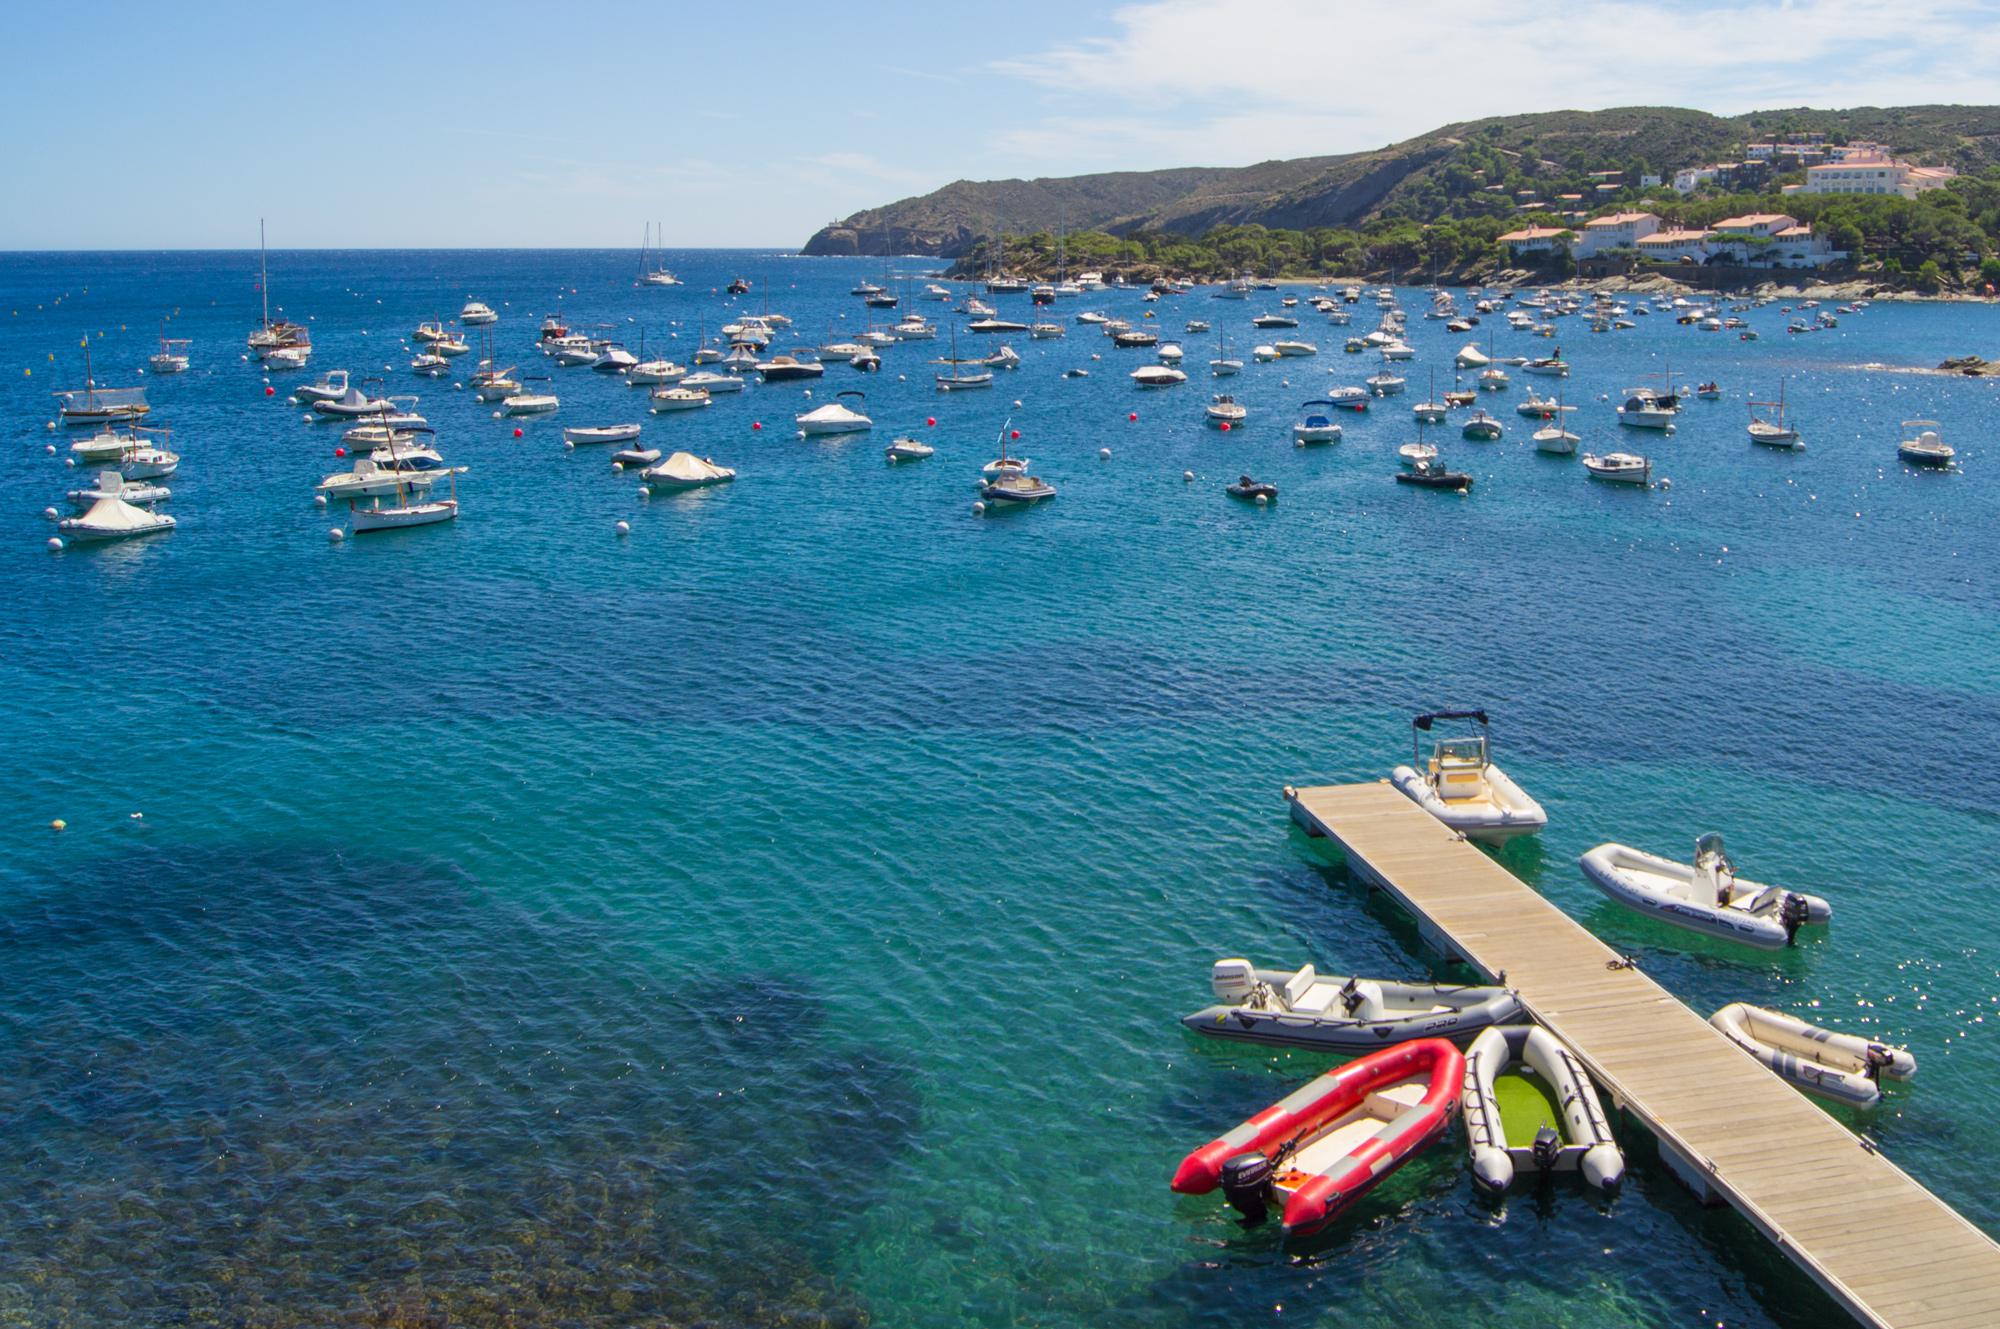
xmin=1794 ymin=152 xmax=1957 ymax=198
xmin=1538 ymin=210 xmax=1846 ymax=268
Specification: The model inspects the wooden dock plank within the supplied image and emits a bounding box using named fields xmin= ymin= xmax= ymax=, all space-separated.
xmin=1284 ymin=782 xmax=2000 ymax=1329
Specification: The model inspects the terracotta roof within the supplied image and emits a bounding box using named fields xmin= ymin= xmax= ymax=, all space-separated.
xmin=1497 ymin=226 xmax=1569 ymax=242
xmin=1639 ymin=230 xmax=1712 ymax=245
xmin=1585 ymin=212 xmax=1659 ymax=228
xmin=1775 ymin=226 xmax=1813 ymax=238
xmin=1712 ymin=213 xmax=1794 ymax=229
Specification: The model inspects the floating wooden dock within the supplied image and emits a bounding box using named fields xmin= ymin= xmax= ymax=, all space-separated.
xmin=1286 ymin=780 xmax=2000 ymax=1329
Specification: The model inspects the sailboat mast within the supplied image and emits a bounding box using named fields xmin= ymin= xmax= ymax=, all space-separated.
xmin=259 ymin=218 xmax=270 ymax=330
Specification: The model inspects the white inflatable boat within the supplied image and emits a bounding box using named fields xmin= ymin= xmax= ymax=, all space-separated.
xmin=1580 ymin=835 xmax=1830 ymax=949
xmin=1711 ymin=1003 xmax=1916 ymax=1109
xmin=1389 ymin=710 xmax=1547 ymax=842
xmin=1462 ymin=1024 xmax=1623 ymax=1194
xmin=1182 ymin=959 xmax=1526 ymax=1053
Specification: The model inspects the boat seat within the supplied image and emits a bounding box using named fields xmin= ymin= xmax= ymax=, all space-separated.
xmin=1365 ymin=1082 xmax=1430 ymax=1117
xmin=1287 ymin=982 xmax=1341 ymax=1015
xmin=1432 ymin=760 xmax=1490 ymax=802
xmin=1278 ymin=965 xmax=1318 ymax=1011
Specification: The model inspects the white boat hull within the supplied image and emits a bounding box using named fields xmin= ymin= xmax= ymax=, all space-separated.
xmin=1579 ymin=843 xmax=1830 ymax=950
xmin=1711 ymin=1003 xmax=1914 ymax=1109
xmin=1389 ymin=761 xmax=1546 ymax=841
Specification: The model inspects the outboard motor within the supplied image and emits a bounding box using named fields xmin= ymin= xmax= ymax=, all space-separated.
xmin=1220 ymin=1151 xmax=1274 ymax=1226
xmin=1780 ymin=892 xmax=1812 ymax=944
xmin=1211 ymin=959 xmax=1258 ymax=1004
xmin=1863 ymin=1043 xmax=1894 ymax=1082
xmin=1531 ymin=1125 xmax=1563 ymax=1176
xmin=1339 ymin=977 xmax=1364 ymax=1016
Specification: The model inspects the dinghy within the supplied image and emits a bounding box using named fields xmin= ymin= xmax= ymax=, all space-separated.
xmin=1171 ymin=1039 xmax=1463 ymax=1235
xmin=563 ymin=424 xmax=643 ymax=446
xmin=1462 ymin=1025 xmax=1623 ymax=1194
xmin=1710 ymin=1003 xmax=1915 ymax=1109
xmin=612 ymin=446 xmax=660 ymax=469
xmin=1182 ymin=959 xmax=1525 ymax=1053
xmin=1580 ymin=836 xmax=1829 ymax=949
xmin=641 ymin=451 xmax=736 ymax=492
xmin=67 ymin=470 xmax=170 ymax=508
xmin=1390 ymin=710 xmax=1545 ymax=841
xmin=1224 ymin=475 xmax=1276 ymax=501
xmin=885 ymin=437 xmax=934 ymax=461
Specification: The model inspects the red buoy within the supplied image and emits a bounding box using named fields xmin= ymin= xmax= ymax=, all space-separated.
xmin=1010 ymin=429 xmax=1020 ymax=440
xmin=1221 ymin=421 xmax=1232 ymax=432
xmin=334 ymin=446 xmax=346 ymax=457
xmin=513 ymin=427 xmax=523 ymax=438
xmin=264 ymin=385 xmax=275 ymax=396
xmin=1128 ymin=412 xmax=1138 ymax=422
xmin=753 ymin=421 xmax=762 ymax=431
xmin=926 ymin=416 xmax=936 ymax=427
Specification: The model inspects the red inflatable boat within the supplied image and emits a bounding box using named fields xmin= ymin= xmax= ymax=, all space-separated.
xmin=1172 ymin=1037 xmax=1464 ymax=1234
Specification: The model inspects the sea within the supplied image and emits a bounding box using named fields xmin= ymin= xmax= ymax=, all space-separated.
xmin=1 ymin=249 xmax=1995 ymax=1329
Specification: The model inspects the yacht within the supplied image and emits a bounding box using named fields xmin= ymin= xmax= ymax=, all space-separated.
xmin=1130 ymin=365 xmax=1187 ymax=388
xmin=1292 ymin=400 xmax=1342 ymax=445
xmin=680 ymin=371 xmax=744 ymax=393
xmin=591 ymin=342 xmax=638 ymax=374
xmin=459 ymin=300 xmax=498 ymax=325
xmin=1582 ymin=452 xmax=1652 ymax=484
xmin=757 ymin=354 xmax=824 ymax=382
xmin=1616 ymin=394 xmax=1676 ymax=430
xmin=796 ymin=390 xmax=872 ymax=436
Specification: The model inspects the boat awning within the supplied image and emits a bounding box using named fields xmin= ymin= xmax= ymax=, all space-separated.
xmin=1413 ymin=710 xmax=1489 ymax=730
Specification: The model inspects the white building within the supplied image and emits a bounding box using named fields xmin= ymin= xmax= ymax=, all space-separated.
xmin=1573 ymin=211 xmax=1662 ymax=257
xmin=1801 ymin=156 xmax=1957 ymax=198
xmin=1496 ymin=225 xmax=1572 ymax=256
xmin=1708 ymin=214 xmax=1844 ymax=266
xmin=1672 ymin=166 xmax=1722 ymax=194
xmin=1636 ymin=229 xmax=1715 ymax=263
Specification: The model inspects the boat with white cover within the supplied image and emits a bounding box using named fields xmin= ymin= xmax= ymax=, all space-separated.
xmin=1183 ymin=959 xmax=1525 ymax=1053
xmin=1462 ymin=1025 xmax=1623 ymax=1194
xmin=885 ymin=437 xmax=934 ymax=461
xmin=502 ymin=392 xmax=560 ymax=415
xmin=680 ymin=371 xmax=742 ymax=394
xmin=1131 ymin=365 xmax=1186 ymax=388
xmin=58 ymin=491 xmax=176 ymax=542
xmin=641 ymin=451 xmax=735 ymax=491
xmin=1709 ymin=1003 xmax=1915 ymax=1109
xmin=796 ymin=390 xmax=872 ymax=436
xmin=1389 ymin=709 xmax=1547 ymax=841
xmin=1580 ymin=836 xmax=1830 ymax=949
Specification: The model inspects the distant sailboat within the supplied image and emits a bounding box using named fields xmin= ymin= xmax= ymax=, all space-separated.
xmin=246 ymin=218 xmax=310 ymax=354
xmin=638 ymin=221 xmax=680 ymax=286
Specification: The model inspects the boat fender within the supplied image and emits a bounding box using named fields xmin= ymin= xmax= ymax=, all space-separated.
xmin=1780 ymin=893 xmax=1811 ymax=944
xmin=1220 ymin=1152 xmax=1273 ymax=1226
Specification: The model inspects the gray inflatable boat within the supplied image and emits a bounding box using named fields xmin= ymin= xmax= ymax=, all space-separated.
xmin=1182 ymin=959 xmax=1527 ymax=1053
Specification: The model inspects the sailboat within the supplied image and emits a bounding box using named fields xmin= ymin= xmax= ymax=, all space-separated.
xmin=246 ymin=219 xmax=310 ymax=354
xmin=933 ymin=320 xmax=993 ymax=391
xmin=1211 ymin=323 xmax=1242 ymax=377
xmin=1747 ymin=378 xmax=1801 ymax=448
xmin=638 ymin=222 xmax=680 ymax=286
xmin=55 ymin=341 xmax=149 ymax=426
xmin=348 ymin=426 xmax=460 ymax=531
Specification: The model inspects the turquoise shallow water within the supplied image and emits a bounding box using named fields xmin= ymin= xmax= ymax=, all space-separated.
xmin=1 ymin=250 xmax=1996 ymax=1327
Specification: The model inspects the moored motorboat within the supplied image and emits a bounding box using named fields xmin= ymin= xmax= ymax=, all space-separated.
xmin=1462 ymin=1025 xmax=1623 ymax=1193
xmin=564 ymin=424 xmax=643 ymax=446
xmin=1389 ymin=710 xmax=1544 ymax=841
xmin=57 ymin=490 xmax=176 ymax=542
xmin=1205 ymin=395 xmax=1247 ymax=427
xmin=1580 ymin=836 xmax=1830 ymax=949
xmin=1395 ymin=459 xmax=1470 ymax=490
xmin=980 ymin=471 xmax=1056 ymax=504
xmin=885 ymin=436 xmax=934 ymax=461
xmin=349 ymin=493 xmax=458 ymax=532
xmin=1461 ymin=410 xmax=1503 ymax=441
xmin=316 ymin=457 xmax=441 ymax=501
xmin=459 ymin=299 xmax=498 ymax=325
xmin=1224 ymin=474 xmax=1275 ymax=501
xmin=1171 ymin=1039 xmax=1464 ymax=1234
xmin=796 ymin=390 xmax=872 ymax=436
xmin=1293 ymin=400 xmax=1342 ymax=445
xmin=1709 ymin=1003 xmax=1915 ymax=1109
xmin=650 ymin=386 xmax=711 ymax=412
xmin=1131 ymin=365 xmax=1187 ymax=388
xmin=502 ymin=392 xmax=560 ymax=415
xmin=1898 ymin=419 xmax=1954 ymax=467
xmin=1183 ymin=959 xmax=1524 ymax=1053
xmin=1582 ymin=451 xmax=1650 ymax=484
xmin=641 ymin=451 xmax=736 ymax=491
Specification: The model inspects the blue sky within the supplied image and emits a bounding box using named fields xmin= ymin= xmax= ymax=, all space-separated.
xmin=5 ymin=0 xmax=1996 ymax=250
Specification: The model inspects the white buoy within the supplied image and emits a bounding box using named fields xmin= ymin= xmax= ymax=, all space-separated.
xmin=46 ymin=420 xmax=56 ymax=431
xmin=803 ymin=388 xmax=813 ymax=398
xmin=797 ymin=429 xmax=807 ymax=439
xmin=454 ymin=382 xmax=463 ymax=390
xmin=615 ymin=520 xmax=631 ymax=536
xmin=1183 ymin=470 xmax=1194 ymax=482
xmin=1013 ymin=399 xmax=1023 ymax=409
xmin=45 ymin=442 xmax=56 ymax=453
xmin=972 ymin=501 xmax=986 ymax=515
xmin=328 ymin=528 xmax=344 ymax=543
xmin=43 ymin=506 xmax=58 ymax=520
xmin=611 ymin=461 xmax=623 ymax=472
xmin=897 ymin=374 xmax=906 ymax=382
xmin=1660 ymin=477 xmax=1673 ymax=489
xmin=313 ymin=494 xmax=327 ymax=507
xmin=637 ymin=487 xmax=651 ymax=501
xmin=1255 ymin=493 xmax=1269 ymax=505
xmin=47 ymin=536 xmax=63 ymax=551
xmin=65 ymin=457 xmax=76 ymax=468
xmin=564 ymin=440 xmax=575 ymax=451
xmin=492 ymin=411 xmax=502 ymax=419
xmin=1099 ymin=447 xmax=1111 ymax=459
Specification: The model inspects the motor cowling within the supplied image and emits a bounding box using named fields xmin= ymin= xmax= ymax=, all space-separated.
xmin=1864 ymin=1043 xmax=1894 ymax=1082
xmin=1780 ymin=893 xmax=1812 ymax=944
xmin=1220 ymin=1152 xmax=1273 ymax=1226
xmin=1531 ymin=1125 xmax=1563 ymax=1175
xmin=1211 ymin=959 xmax=1258 ymax=1004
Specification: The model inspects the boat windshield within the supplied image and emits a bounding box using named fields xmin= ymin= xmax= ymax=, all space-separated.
xmin=1432 ymin=736 xmax=1489 ymax=770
